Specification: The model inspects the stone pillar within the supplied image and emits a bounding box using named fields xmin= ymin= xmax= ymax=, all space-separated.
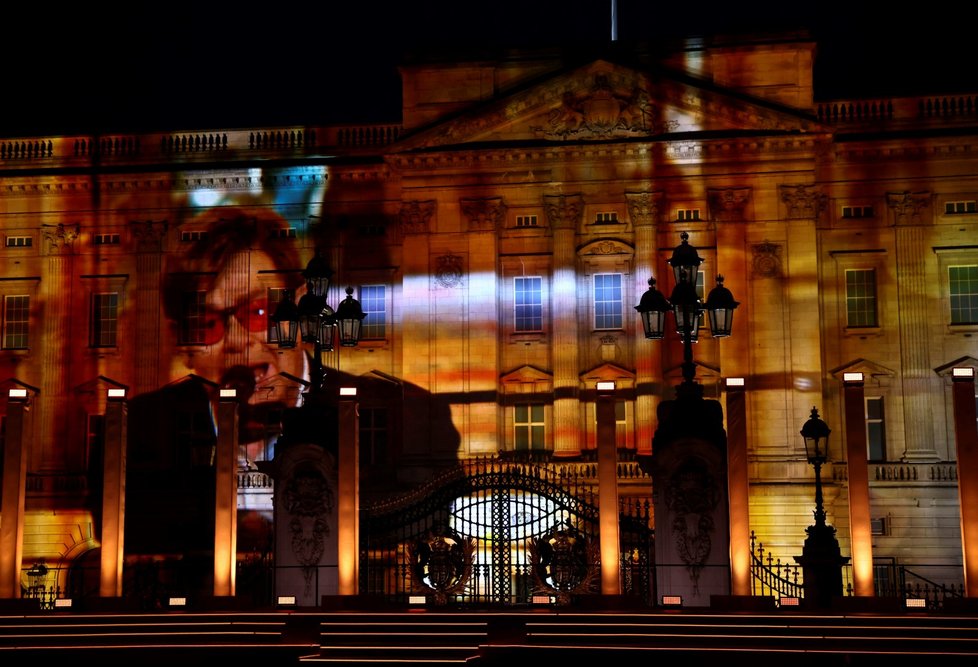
xmin=399 ymin=201 xmax=435 ymax=458
xmin=842 ymin=373 xmax=874 ymax=597
xmin=213 ymin=390 xmax=239 ymax=597
xmin=651 ymin=394 xmax=730 ymax=606
xmin=888 ymin=192 xmax=940 ymax=460
xmin=0 ymin=388 xmax=31 ymax=598
xmin=38 ymin=224 xmax=78 ymax=471
xmin=951 ymin=367 xmax=978 ymax=596
xmin=99 ymin=388 xmax=128 ymax=598
xmin=626 ymin=191 xmax=663 ymax=457
xmin=724 ymin=377 xmax=751 ymax=597
xmin=596 ymin=382 xmax=621 ymax=595
xmin=461 ymin=197 xmax=504 ymax=455
xmin=778 ymin=185 xmax=828 ymax=456
xmin=544 ymin=194 xmax=583 ymax=457
xmin=131 ymin=220 xmax=167 ymax=396
xmin=337 ymin=387 xmax=359 ymax=595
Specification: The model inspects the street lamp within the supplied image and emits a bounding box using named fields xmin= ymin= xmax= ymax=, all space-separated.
xmin=795 ymin=406 xmax=849 ymax=608
xmin=635 ymin=231 xmax=739 ymax=394
xmin=271 ymin=251 xmax=365 ymax=392
xmin=801 ymin=407 xmax=830 ymax=528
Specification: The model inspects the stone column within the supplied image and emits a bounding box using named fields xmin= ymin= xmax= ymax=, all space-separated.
xmin=399 ymin=201 xmax=435 ymax=458
xmin=951 ymin=367 xmax=978 ymax=596
xmin=888 ymin=192 xmax=940 ymax=461
xmin=626 ymin=191 xmax=663 ymax=457
xmin=596 ymin=382 xmax=621 ymax=595
xmin=544 ymin=194 xmax=584 ymax=457
xmin=131 ymin=220 xmax=167 ymax=396
xmin=724 ymin=377 xmax=751 ymax=597
xmin=842 ymin=374 xmax=874 ymax=597
xmin=0 ymin=388 xmax=30 ymax=598
xmin=337 ymin=387 xmax=360 ymax=595
xmin=779 ymin=185 xmax=828 ymax=455
xmin=461 ymin=197 xmax=504 ymax=455
xmin=99 ymin=388 xmax=128 ymax=598
xmin=213 ymin=390 xmax=239 ymax=597
xmin=37 ymin=224 xmax=79 ymax=471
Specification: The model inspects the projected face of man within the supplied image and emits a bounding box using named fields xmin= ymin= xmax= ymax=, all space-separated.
xmin=165 ymin=209 xmax=306 ymax=467
xmin=200 ymin=249 xmax=306 ymax=459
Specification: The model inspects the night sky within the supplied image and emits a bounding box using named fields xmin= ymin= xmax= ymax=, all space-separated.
xmin=2 ymin=2 xmax=971 ymax=136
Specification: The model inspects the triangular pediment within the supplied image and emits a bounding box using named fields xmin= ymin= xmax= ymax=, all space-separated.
xmin=935 ymin=356 xmax=978 ymax=376
xmin=830 ymin=359 xmax=896 ymax=385
xmin=395 ymin=59 xmax=822 ymax=151
xmin=501 ymin=365 xmax=553 ymax=385
xmin=579 ymin=363 xmax=635 ymax=385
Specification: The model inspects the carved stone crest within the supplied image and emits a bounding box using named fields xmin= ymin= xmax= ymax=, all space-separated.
xmin=752 ymin=241 xmax=783 ymax=279
xmin=538 ymin=75 xmax=679 ymax=141
xmin=435 ymin=254 xmax=464 ymax=289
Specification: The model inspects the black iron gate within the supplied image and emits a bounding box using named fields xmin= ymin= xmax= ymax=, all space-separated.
xmin=360 ymin=457 xmax=654 ymax=606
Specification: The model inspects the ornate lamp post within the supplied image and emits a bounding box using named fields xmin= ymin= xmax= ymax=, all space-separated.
xmin=271 ymin=252 xmax=365 ymax=392
xmin=635 ymin=231 xmax=739 ymax=396
xmin=633 ymin=232 xmax=741 ymax=606
xmin=795 ymin=407 xmax=849 ymax=608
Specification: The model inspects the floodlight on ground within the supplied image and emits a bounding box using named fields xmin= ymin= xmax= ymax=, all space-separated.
xmin=779 ymin=596 xmax=800 ymax=607
xmin=905 ymin=597 xmax=927 ymax=609
xmin=661 ymin=595 xmax=683 ymax=607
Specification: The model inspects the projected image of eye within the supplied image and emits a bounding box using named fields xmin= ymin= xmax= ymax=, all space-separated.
xmin=449 ymin=492 xmax=568 ymax=540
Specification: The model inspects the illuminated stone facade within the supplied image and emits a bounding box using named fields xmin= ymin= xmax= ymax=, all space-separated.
xmin=1 ymin=33 xmax=976 ymax=600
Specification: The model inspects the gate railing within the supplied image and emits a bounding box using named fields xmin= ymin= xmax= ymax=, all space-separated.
xmin=749 ymin=530 xmax=965 ymax=608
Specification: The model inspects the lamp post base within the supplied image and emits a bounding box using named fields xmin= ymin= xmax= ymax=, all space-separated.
xmin=794 ymin=522 xmax=850 ymax=608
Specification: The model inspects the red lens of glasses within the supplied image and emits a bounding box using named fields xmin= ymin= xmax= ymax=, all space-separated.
xmin=236 ymin=297 xmax=269 ymax=333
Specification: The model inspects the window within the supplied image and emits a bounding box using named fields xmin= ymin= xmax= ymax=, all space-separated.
xmin=360 ymin=285 xmax=387 ymax=340
xmin=359 ymin=407 xmax=388 ymax=467
xmin=842 ymin=205 xmax=874 ymax=218
xmin=180 ymin=230 xmax=208 ymax=242
xmin=357 ymin=224 xmax=386 ymax=237
xmin=93 ymin=233 xmax=120 ymax=245
xmin=266 ymin=287 xmax=289 ymax=344
xmin=514 ymin=277 xmax=543 ymax=332
xmin=272 ymin=227 xmax=297 ymax=239
xmin=945 ymin=200 xmax=977 ymax=215
xmin=867 ymin=396 xmax=887 ymax=461
xmin=91 ymin=292 xmax=120 ymax=347
xmin=515 ymin=404 xmax=545 ymax=451
xmin=5 ymin=236 xmax=32 ymax=248
xmin=594 ymin=212 xmax=618 ymax=223
xmin=676 ymin=208 xmax=701 ymax=221
xmin=516 ymin=215 xmax=538 ymax=227
xmin=593 ymin=273 xmax=623 ymax=329
xmin=179 ymin=291 xmax=210 ymax=345
xmin=845 ymin=269 xmax=878 ymax=327
xmin=949 ymin=265 xmax=978 ymax=324
xmin=2 ymin=295 xmax=29 ymax=349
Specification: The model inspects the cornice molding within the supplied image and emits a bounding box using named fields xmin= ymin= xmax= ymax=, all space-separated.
xmin=387 ymin=136 xmax=822 ymax=172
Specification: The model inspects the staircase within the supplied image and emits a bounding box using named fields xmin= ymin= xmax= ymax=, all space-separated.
xmin=0 ymin=610 xmax=320 ymax=666
xmin=302 ymin=608 xmax=978 ymax=666
xmin=304 ymin=612 xmax=493 ymax=664
xmin=3 ymin=605 xmax=978 ymax=666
